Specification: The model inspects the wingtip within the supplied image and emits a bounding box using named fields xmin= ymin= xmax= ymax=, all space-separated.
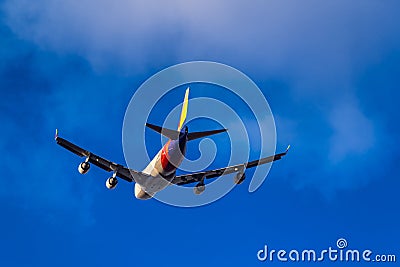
xmin=55 ymin=129 xmax=59 ymax=140
xmin=286 ymin=145 xmax=291 ymax=152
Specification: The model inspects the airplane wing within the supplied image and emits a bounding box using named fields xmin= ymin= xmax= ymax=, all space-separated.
xmin=172 ymin=145 xmax=290 ymax=186
xmin=55 ymin=130 xmax=148 ymax=183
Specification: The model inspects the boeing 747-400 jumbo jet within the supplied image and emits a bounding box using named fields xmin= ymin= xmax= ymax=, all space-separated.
xmin=55 ymin=88 xmax=289 ymax=199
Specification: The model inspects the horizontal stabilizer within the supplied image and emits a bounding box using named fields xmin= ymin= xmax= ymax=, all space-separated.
xmin=146 ymin=123 xmax=227 ymax=141
xmin=187 ymin=129 xmax=227 ymax=141
xmin=145 ymin=123 xmax=180 ymax=140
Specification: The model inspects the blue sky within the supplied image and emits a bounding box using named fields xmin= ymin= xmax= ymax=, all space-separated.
xmin=1 ymin=1 xmax=399 ymax=266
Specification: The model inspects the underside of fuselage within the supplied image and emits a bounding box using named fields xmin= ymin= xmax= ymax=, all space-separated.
xmin=134 ymin=126 xmax=188 ymax=200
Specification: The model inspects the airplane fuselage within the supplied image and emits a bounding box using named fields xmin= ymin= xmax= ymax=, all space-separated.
xmin=134 ymin=126 xmax=188 ymax=199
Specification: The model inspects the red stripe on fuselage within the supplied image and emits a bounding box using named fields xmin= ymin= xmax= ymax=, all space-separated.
xmin=160 ymin=140 xmax=171 ymax=171
xmin=160 ymin=137 xmax=187 ymax=175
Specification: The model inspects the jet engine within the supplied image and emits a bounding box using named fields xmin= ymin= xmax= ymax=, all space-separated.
xmin=234 ymin=172 xmax=246 ymax=185
xmin=193 ymin=182 xmax=205 ymax=195
xmin=78 ymin=162 xmax=90 ymax=174
xmin=106 ymin=176 xmax=118 ymax=190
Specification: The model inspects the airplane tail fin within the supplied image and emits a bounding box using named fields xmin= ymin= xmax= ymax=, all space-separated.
xmin=177 ymin=87 xmax=189 ymax=131
xmin=146 ymin=87 xmax=227 ymax=140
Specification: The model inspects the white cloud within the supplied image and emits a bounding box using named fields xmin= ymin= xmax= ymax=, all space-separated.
xmin=3 ymin=0 xmax=399 ymax=74
xmin=329 ymin=98 xmax=375 ymax=163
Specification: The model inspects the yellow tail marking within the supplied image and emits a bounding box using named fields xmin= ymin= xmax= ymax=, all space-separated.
xmin=178 ymin=87 xmax=189 ymax=131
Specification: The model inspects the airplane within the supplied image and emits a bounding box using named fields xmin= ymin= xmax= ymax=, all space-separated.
xmin=55 ymin=88 xmax=290 ymax=200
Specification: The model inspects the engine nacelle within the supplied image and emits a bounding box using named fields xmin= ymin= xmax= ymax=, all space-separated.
xmin=234 ymin=172 xmax=246 ymax=185
xmin=78 ymin=162 xmax=90 ymax=174
xmin=106 ymin=177 xmax=118 ymax=190
xmin=193 ymin=183 xmax=205 ymax=195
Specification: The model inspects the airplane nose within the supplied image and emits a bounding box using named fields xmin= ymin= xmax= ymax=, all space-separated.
xmin=134 ymin=183 xmax=152 ymax=200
